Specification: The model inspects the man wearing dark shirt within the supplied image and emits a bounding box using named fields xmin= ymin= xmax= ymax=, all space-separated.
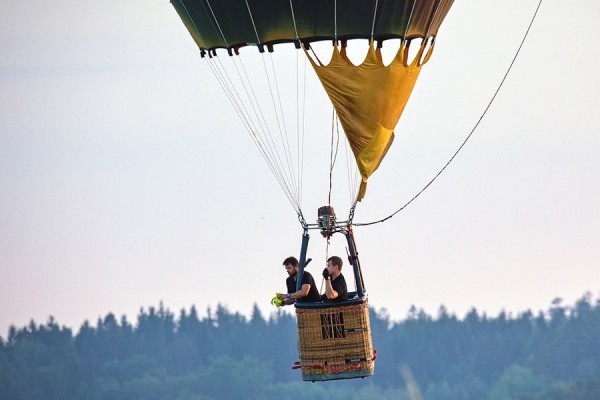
xmin=322 ymin=256 xmax=348 ymax=303
xmin=277 ymin=256 xmax=321 ymax=304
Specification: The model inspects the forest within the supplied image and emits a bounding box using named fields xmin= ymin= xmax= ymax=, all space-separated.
xmin=1 ymin=293 xmax=600 ymax=400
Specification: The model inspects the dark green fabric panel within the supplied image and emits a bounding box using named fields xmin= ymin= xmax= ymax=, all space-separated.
xmin=194 ymin=0 xmax=257 ymax=47
xmin=373 ymin=0 xmax=414 ymax=38
xmin=336 ymin=0 xmax=377 ymax=38
xmin=172 ymin=0 xmax=454 ymax=52
xmin=171 ymin=0 xmax=220 ymax=49
xmin=171 ymin=0 xmax=210 ymax=48
xmin=292 ymin=0 xmax=336 ymax=41
xmin=248 ymin=0 xmax=297 ymax=45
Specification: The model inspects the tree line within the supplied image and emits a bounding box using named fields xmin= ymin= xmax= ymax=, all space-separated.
xmin=1 ymin=293 xmax=600 ymax=400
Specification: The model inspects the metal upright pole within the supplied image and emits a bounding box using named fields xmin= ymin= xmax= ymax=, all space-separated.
xmin=345 ymin=228 xmax=364 ymax=297
xmin=296 ymin=229 xmax=310 ymax=292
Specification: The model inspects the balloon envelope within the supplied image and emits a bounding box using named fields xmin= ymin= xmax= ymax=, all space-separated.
xmin=171 ymin=0 xmax=455 ymax=202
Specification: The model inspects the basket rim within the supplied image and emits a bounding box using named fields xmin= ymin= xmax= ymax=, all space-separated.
xmin=294 ymin=292 xmax=367 ymax=309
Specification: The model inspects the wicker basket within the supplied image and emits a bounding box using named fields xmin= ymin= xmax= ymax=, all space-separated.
xmin=295 ymin=298 xmax=375 ymax=381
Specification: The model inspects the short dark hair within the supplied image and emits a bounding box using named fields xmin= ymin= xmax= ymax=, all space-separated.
xmin=283 ymin=256 xmax=298 ymax=267
xmin=327 ymin=256 xmax=343 ymax=270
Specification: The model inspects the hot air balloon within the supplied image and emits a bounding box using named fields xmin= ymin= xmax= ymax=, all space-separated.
xmin=170 ymin=0 xmax=455 ymax=381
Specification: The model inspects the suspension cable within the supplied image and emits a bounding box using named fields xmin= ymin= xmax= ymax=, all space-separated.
xmin=245 ymin=0 xmax=298 ymax=197
xmin=328 ymin=108 xmax=340 ymax=210
xmin=244 ymin=0 xmax=300 ymax=204
xmin=180 ymin=0 xmax=301 ymax=200
xmin=300 ymin=52 xmax=307 ymax=208
xmin=325 ymin=108 xmax=339 ymax=264
xmin=213 ymin=55 xmax=299 ymax=209
xmin=189 ymin=0 xmax=306 ymax=215
xmin=288 ymin=0 xmax=306 ymax=209
xmin=207 ymin=58 xmax=301 ymax=213
xmin=402 ymin=0 xmax=417 ymax=40
xmin=204 ymin=0 xmax=229 ymax=47
xmin=370 ymin=0 xmax=379 ymax=39
xmin=353 ymin=0 xmax=544 ymax=227
xmin=230 ymin=57 xmax=301 ymax=210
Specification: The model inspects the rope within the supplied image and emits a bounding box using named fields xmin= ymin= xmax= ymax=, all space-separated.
xmin=232 ymin=57 xmax=301 ymax=212
xmin=325 ymin=108 xmax=336 ymax=262
xmin=232 ymin=58 xmax=280 ymax=168
xmin=226 ymin=58 xmax=297 ymax=208
xmin=296 ymin=50 xmax=301 ymax=208
xmin=196 ymin=0 xmax=306 ymax=215
xmin=353 ymin=0 xmax=544 ymax=227
xmin=334 ymin=0 xmax=338 ymax=41
xmin=322 ymin=108 xmax=342 ymax=284
xmin=288 ymin=0 xmax=300 ymax=40
xmin=246 ymin=0 xmax=300 ymax=202
xmin=205 ymin=0 xmax=229 ymax=47
xmin=288 ymin=0 xmax=306 ymax=208
xmin=244 ymin=0 xmax=261 ymax=44
xmin=370 ymin=0 xmax=379 ymax=39
xmin=300 ymin=53 xmax=307 ymax=207
xmin=403 ymin=0 xmax=417 ymax=40
xmin=294 ymin=48 xmax=308 ymax=209
xmin=207 ymin=57 xmax=301 ymax=213
xmin=327 ymin=109 xmax=335 ymax=209
xmin=269 ymin=53 xmax=299 ymax=198
xmin=215 ymin=0 xmax=300 ymax=211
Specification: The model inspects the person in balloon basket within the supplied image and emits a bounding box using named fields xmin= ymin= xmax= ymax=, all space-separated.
xmin=321 ymin=256 xmax=348 ymax=303
xmin=277 ymin=256 xmax=321 ymax=305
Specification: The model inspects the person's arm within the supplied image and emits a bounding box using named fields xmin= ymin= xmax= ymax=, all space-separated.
xmin=277 ymin=284 xmax=311 ymax=301
xmin=291 ymin=284 xmax=311 ymax=300
xmin=325 ymin=278 xmax=339 ymax=300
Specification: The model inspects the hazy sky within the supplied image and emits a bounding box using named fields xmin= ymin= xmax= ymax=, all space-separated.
xmin=1 ymin=0 xmax=599 ymax=337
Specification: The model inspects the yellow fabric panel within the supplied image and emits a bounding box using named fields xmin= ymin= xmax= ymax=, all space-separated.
xmin=307 ymin=40 xmax=433 ymax=201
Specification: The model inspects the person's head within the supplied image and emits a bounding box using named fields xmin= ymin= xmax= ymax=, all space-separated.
xmin=283 ymin=256 xmax=299 ymax=277
xmin=326 ymin=256 xmax=343 ymax=278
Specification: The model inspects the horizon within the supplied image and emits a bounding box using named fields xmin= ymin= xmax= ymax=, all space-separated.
xmin=4 ymin=289 xmax=598 ymax=340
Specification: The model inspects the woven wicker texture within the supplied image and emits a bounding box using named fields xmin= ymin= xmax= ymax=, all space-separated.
xmin=296 ymin=300 xmax=374 ymax=380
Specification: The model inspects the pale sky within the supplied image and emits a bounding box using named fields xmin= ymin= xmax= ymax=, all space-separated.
xmin=1 ymin=0 xmax=599 ymax=337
